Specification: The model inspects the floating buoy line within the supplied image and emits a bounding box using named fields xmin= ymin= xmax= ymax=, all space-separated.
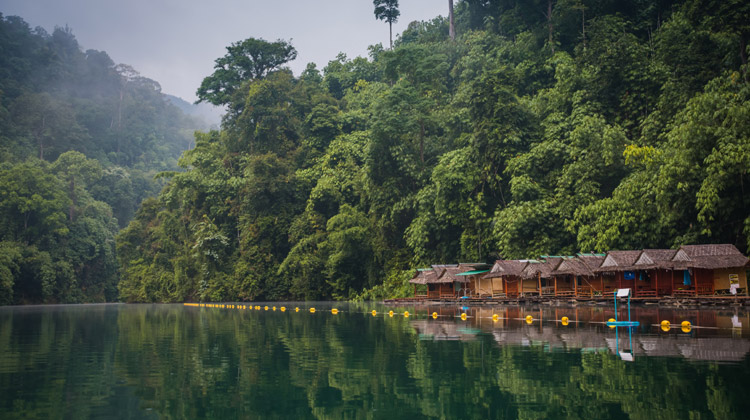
xmin=181 ymin=303 xmax=712 ymax=334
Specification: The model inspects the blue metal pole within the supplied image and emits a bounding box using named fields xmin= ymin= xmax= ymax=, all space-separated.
xmin=614 ymin=290 xmax=618 ymax=322
xmin=628 ymin=293 xmax=631 ymax=323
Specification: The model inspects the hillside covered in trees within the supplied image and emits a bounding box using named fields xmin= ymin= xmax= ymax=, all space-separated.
xmin=3 ymin=0 xmax=749 ymax=305
xmin=0 ymin=14 xmax=206 ymax=304
xmin=117 ymin=0 xmax=750 ymax=302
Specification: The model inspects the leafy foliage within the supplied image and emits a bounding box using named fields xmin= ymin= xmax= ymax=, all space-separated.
xmin=196 ymin=38 xmax=297 ymax=107
xmin=111 ymin=1 xmax=750 ymax=301
xmin=0 ymin=15 xmax=206 ymax=303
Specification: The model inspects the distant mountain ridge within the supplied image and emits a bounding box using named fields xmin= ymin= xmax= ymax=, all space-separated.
xmin=165 ymin=94 xmax=223 ymax=129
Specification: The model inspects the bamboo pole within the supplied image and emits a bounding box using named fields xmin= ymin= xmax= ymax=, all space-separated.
xmin=538 ymin=272 xmax=542 ymax=296
xmin=554 ymin=276 xmax=558 ymax=296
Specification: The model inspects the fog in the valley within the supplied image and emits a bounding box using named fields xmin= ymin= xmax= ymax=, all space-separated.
xmin=1 ymin=0 xmax=445 ymax=107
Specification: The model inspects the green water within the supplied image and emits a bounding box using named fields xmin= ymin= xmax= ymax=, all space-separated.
xmin=1 ymin=303 xmax=749 ymax=419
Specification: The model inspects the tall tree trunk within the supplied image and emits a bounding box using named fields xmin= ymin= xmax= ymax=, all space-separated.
xmin=547 ymin=0 xmax=555 ymax=53
xmin=419 ymin=120 xmax=425 ymax=164
xmin=740 ymin=33 xmax=748 ymax=82
xmin=581 ymin=6 xmax=586 ymax=50
xmin=38 ymin=115 xmax=46 ymax=160
xmin=389 ymin=21 xmax=393 ymax=49
xmin=116 ymin=88 xmax=123 ymax=164
xmin=449 ymin=0 xmax=456 ymax=41
xmin=69 ymin=177 xmax=75 ymax=222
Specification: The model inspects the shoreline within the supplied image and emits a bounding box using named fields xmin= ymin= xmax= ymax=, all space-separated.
xmin=385 ymin=295 xmax=750 ymax=309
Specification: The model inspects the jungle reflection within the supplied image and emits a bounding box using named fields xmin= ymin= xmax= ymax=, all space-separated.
xmin=1 ymin=303 xmax=749 ymax=419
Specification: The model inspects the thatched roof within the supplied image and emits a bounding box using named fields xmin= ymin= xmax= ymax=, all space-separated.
xmin=552 ymin=257 xmax=595 ymax=276
xmin=436 ymin=264 xmax=476 ymax=284
xmin=628 ymin=249 xmax=678 ymax=270
xmin=408 ymin=269 xmax=438 ymax=285
xmin=595 ymin=250 xmax=642 ymax=272
xmin=672 ymin=244 xmax=749 ymax=269
xmin=521 ymin=257 xmax=563 ymax=279
xmin=577 ymin=253 xmax=605 ymax=270
xmin=482 ymin=260 xmax=528 ymax=279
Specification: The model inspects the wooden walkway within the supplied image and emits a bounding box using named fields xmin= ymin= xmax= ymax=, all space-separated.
xmin=385 ymin=294 xmax=750 ymax=306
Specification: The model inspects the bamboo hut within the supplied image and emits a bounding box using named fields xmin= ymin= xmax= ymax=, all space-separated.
xmin=521 ymin=258 xmax=563 ymax=297
xmin=627 ymin=249 xmax=678 ymax=296
xmin=577 ymin=253 xmax=606 ymax=294
xmin=421 ymin=265 xmax=452 ymax=298
xmin=480 ymin=260 xmax=528 ymax=297
xmin=436 ymin=264 xmax=480 ymax=297
xmin=551 ymin=256 xmax=602 ymax=297
xmin=455 ymin=268 xmax=491 ymax=296
xmin=408 ymin=269 xmax=435 ymax=298
xmin=594 ymin=250 xmax=643 ymax=296
xmin=670 ymin=244 xmax=749 ymax=296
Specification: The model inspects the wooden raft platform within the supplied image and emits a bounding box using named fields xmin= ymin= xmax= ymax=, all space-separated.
xmin=385 ymin=295 xmax=750 ymax=306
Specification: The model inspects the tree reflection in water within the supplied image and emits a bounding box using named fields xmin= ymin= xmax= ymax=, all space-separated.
xmin=1 ymin=303 xmax=749 ymax=419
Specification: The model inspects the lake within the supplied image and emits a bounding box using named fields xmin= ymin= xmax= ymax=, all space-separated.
xmin=1 ymin=302 xmax=749 ymax=419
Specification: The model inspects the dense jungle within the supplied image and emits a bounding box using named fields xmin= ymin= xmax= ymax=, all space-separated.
xmin=1 ymin=0 xmax=749 ymax=304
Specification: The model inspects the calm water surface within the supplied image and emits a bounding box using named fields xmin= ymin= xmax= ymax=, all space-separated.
xmin=1 ymin=302 xmax=750 ymax=419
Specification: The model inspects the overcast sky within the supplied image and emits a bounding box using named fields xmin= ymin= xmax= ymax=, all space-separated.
xmin=2 ymin=0 xmax=447 ymax=102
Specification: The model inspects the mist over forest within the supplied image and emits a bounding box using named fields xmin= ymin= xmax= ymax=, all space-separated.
xmin=0 ymin=14 xmax=209 ymax=303
xmin=1 ymin=0 xmax=749 ymax=304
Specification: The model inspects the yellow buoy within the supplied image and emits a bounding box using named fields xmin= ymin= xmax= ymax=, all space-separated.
xmin=460 ymin=313 xmax=467 ymax=321
xmin=388 ymin=310 xmax=394 ymax=317
xmin=681 ymin=320 xmax=691 ymax=328
xmin=295 ymin=307 xmax=300 ymax=312
xmin=272 ymin=306 xmax=276 ymax=311
xmin=332 ymin=308 xmax=339 ymax=314
xmin=432 ymin=312 xmax=438 ymax=319
xmin=280 ymin=306 xmax=286 ymax=312
xmin=681 ymin=324 xmax=692 ymax=333
xmin=371 ymin=310 xmax=377 ymax=317
xmin=256 ymin=306 xmax=260 ymax=310
xmin=404 ymin=311 xmax=409 ymax=317
xmin=492 ymin=314 xmax=499 ymax=322
xmin=525 ymin=315 xmax=533 ymax=324
xmin=264 ymin=306 xmax=269 ymax=311
xmin=310 ymin=308 xmax=316 ymax=313
xmin=661 ymin=323 xmax=671 ymax=332
xmin=561 ymin=316 xmax=569 ymax=326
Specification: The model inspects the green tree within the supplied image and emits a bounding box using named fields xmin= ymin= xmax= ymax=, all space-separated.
xmin=196 ymin=38 xmax=297 ymax=107
xmin=52 ymin=151 xmax=103 ymax=222
xmin=373 ymin=0 xmax=401 ymax=49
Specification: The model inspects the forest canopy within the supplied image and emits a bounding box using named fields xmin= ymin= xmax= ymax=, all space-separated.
xmin=115 ymin=0 xmax=750 ymax=303
xmin=0 ymin=14 xmax=207 ymax=304
xmin=2 ymin=0 xmax=749 ymax=304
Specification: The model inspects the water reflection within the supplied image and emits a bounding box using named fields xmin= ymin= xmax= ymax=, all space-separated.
xmin=0 ymin=303 xmax=749 ymax=419
xmin=405 ymin=305 xmax=750 ymax=363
